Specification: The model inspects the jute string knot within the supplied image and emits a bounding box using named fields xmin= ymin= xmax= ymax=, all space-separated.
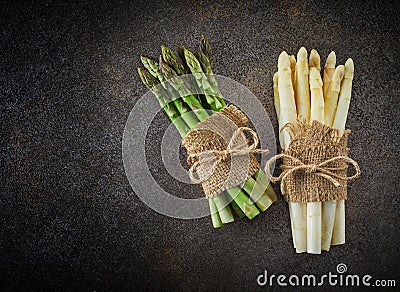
xmin=182 ymin=105 xmax=265 ymax=198
xmin=265 ymin=153 xmax=361 ymax=197
xmin=306 ymin=164 xmax=317 ymax=173
xmin=188 ymin=127 xmax=268 ymax=183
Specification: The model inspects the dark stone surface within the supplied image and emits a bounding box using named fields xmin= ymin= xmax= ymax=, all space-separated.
xmin=1 ymin=0 xmax=399 ymax=290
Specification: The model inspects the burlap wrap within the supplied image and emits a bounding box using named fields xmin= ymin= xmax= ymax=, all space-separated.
xmin=266 ymin=120 xmax=360 ymax=203
xmin=182 ymin=105 xmax=261 ymax=198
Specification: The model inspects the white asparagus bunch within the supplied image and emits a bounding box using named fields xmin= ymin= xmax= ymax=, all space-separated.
xmin=273 ymin=48 xmax=354 ymax=253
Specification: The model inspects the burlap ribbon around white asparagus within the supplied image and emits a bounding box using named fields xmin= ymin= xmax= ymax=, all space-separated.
xmin=265 ymin=120 xmax=361 ymax=203
xmin=182 ymin=105 xmax=268 ymax=198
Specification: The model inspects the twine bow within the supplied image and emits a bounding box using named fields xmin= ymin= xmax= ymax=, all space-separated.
xmin=188 ymin=127 xmax=268 ymax=183
xmin=265 ymin=153 xmax=361 ymax=195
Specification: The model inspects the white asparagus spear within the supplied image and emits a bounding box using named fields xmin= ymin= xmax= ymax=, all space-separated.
xmin=306 ymin=202 xmax=321 ymax=254
xmin=295 ymin=47 xmax=310 ymax=123
xmin=332 ymin=59 xmax=354 ymax=135
xmin=278 ymin=52 xmax=307 ymax=253
xmin=321 ymin=62 xmax=344 ymax=252
xmin=332 ymin=200 xmax=346 ymax=245
xmin=289 ymin=55 xmax=296 ymax=99
xmin=331 ymin=58 xmax=354 ymax=245
xmin=273 ymin=72 xmax=284 ymax=149
xmin=324 ymin=65 xmax=345 ymax=126
xmin=288 ymin=48 xmax=310 ymax=253
xmin=276 ymin=70 xmax=296 ymax=249
xmin=323 ymin=51 xmax=336 ymax=97
xmin=278 ymin=51 xmax=297 ymax=150
xmin=321 ymin=200 xmax=337 ymax=251
xmin=273 ymin=72 xmax=281 ymax=124
xmin=290 ymin=202 xmax=308 ymax=251
xmin=308 ymin=65 xmax=324 ymax=254
xmin=288 ymin=203 xmax=296 ymax=249
xmin=310 ymin=68 xmax=324 ymax=122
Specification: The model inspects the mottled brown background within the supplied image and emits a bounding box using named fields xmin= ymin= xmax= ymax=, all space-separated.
xmin=1 ymin=0 xmax=399 ymax=290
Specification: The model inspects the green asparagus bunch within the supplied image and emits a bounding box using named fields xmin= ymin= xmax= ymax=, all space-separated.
xmin=138 ymin=35 xmax=277 ymax=228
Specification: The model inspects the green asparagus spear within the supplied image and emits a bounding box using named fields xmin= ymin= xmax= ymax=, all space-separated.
xmin=159 ymin=57 xmax=209 ymax=122
xmin=176 ymin=43 xmax=190 ymax=69
xmin=226 ymin=187 xmax=260 ymax=219
xmin=183 ymin=48 xmax=225 ymax=111
xmin=141 ymin=56 xmax=199 ymax=129
xmin=141 ymin=56 xmax=163 ymax=80
xmin=161 ymin=45 xmax=187 ymax=75
xmin=213 ymin=193 xmax=234 ymax=223
xmin=230 ymin=199 xmax=246 ymax=218
xmin=138 ymin=67 xmax=189 ymax=137
xmin=253 ymin=169 xmax=278 ymax=203
xmin=241 ymin=177 xmax=274 ymax=212
xmin=197 ymin=36 xmax=224 ymax=102
xmin=200 ymin=34 xmax=213 ymax=66
xmin=170 ymin=44 xmax=211 ymax=110
xmin=208 ymin=198 xmax=224 ymax=228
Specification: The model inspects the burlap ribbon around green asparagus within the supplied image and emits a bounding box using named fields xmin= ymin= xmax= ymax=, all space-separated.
xmin=265 ymin=120 xmax=360 ymax=203
xmin=182 ymin=105 xmax=266 ymax=198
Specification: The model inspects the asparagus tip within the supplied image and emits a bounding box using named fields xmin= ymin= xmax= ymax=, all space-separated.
xmin=344 ymin=58 xmax=354 ymax=77
xmin=278 ymin=51 xmax=290 ymax=69
xmin=137 ymin=67 xmax=155 ymax=89
xmin=345 ymin=58 xmax=354 ymax=68
xmin=297 ymin=47 xmax=308 ymax=61
xmin=309 ymin=49 xmax=321 ymax=70
xmin=183 ymin=47 xmax=191 ymax=57
xmin=161 ymin=45 xmax=169 ymax=56
xmin=326 ymin=51 xmax=336 ymax=67
xmin=335 ymin=65 xmax=345 ymax=79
